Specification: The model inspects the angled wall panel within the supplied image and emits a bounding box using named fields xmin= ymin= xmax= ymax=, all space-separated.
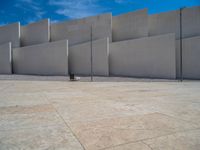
xmin=0 ymin=42 xmax=12 ymax=74
xmin=51 ymin=13 xmax=112 ymax=46
xmin=13 ymin=40 xmax=68 ymax=76
xmin=112 ymin=9 xmax=148 ymax=42
xmin=182 ymin=6 xmax=200 ymax=38
xmin=0 ymin=23 xmax=20 ymax=48
xmin=69 ymin=38 xmax=109 ymax=76
xmin=21 ymin=19 xmax=50 ymax=47
xmin=110 ymin=34 xmax=176 ymax=79
xmin=148 ymin=10 xmax=180 ymax=40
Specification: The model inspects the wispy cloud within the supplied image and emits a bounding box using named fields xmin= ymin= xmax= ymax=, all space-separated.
xmin=49 ymin=0 xmax=105 ymax=19
xmin=15 ymin=0 xmax=46 ymax=23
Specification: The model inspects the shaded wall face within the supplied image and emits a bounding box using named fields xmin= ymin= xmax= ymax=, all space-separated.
xmin=13 ymin=40 xmax=68 ymax=76
xmin=182 ymin=7 xmax=200 ymax=38
xmin=148 ymin=6 xmax=200 ymax=40
xmin=0 ymin=23 xmax=20 ymax=48
xmin=148 ymin=10 xmax=180 ymax=40
xmin=0 ymin=42 xmax=12 ymax=74
xmin=20 ymin=19 xmax=50 ymax=47
xmin=69 ymin=38 xmax=109 ymax=76
xmin=180 ymin=36 xmax=200 ymax=79
xmin=112 ymin=9 xmax=148 ymax=42
xmin=50 ymin=13 xmax=112 ymax=46
xmin=110 ymin=34 xmax=176 ymax=79
xmin=177 ymin=36 xmax=200 ymax=79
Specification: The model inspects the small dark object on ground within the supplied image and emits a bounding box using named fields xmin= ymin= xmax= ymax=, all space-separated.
xmin=69 ymin=74 xmax=80 ymax=81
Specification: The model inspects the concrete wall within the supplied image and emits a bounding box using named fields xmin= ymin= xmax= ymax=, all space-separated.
xmin=69 ymin=38 xmax=109 ymax=76
xmin=179 ymin=36 xmax=200 ymax=79
xmin=148 ymin=10 xmax=180 ymax=40
xmin=182 ymin=6 xmax=200 ymax=38
xmin=110 ymin=34 xmax=176 ymax=79
xmin=21 ymin=19 xmax=50 ymax=47
xmin=51 ymin=13 xmax=112 ymax=46
xmin=0 ymin=43 xmax=12 ymax=74
xmin=13 ymin=40 xmax=68 ymax=76
xmin=112 ymin=9 xmax=148 ymax=42
xmin=0 ymin=23 xmax=20 ymax=48
xmin=148 ymin=6 xmax=200 ymax=40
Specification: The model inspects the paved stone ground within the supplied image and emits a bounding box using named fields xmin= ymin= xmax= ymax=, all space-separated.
xmin=0 ymin=75 xmax=200 ymax=150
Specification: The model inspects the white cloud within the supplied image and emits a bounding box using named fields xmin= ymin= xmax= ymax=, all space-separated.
xmin=49 ymin=0 xmax=104 ymax=19
xmin=16 ymin=0 xmax=46 ymax=23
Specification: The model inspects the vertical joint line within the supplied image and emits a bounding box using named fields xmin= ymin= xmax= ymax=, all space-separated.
xmin=180 ymin=8 xmax=183 ymax=82
xmin=90 ymin=25 xmax=93 ymax=82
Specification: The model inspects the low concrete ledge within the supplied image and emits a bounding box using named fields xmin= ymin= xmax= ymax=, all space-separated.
xmin=69 ymin=38 xmax=109 ymax=76
xmin=0 ymin=42 xmax=12 ymax=74
xmin=13 ymin=40 xmax=68 ymax=76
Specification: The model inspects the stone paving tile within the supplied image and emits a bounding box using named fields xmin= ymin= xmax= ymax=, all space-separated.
xmin=69 ymin=113 xmax=198 ymax=150
xmin=0 ymin=93 xmax=47 ymax=107
xmin=0 ymin=125 xmax=84 ymax=150
xmin=0 ymin=111 xmax=64 ymax=131
xmin=133 ymin=100 xmax=200 ymax=127
xmin=0 ymin=104 xmax=54 ymax=115
xmin=104 ymin=141 xmax=151 ymax=150
xmin=53 ymin=99 xmax=157 ymax=123
xmin=143 ymin=129 xmax=200 ymax=150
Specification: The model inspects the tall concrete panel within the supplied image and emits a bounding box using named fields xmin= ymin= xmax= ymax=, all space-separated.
xmin=0 ymin=43 xmax=12 ymax=74
xmin=182 ymin=6 xmax=200 ymax=38
xmin=181 ymin=36 xmax=200 ymax=79
xmin=175 ymin=40 xmax=181 ymax=78
xmin=110 ymin=34 xmax=176 ymax=79
xmin=0 ymin=23 xmax=20 ymax=48
xmin=13 ymin=40 xmax=68 ymax=76
xmin=69 ymin=38 xmax=109 ymax=76
xmin=148 ymin=10 xmax=180 ymax=40
xmin=21 ymin=19 xmax=50 ymax=47
xmin=51 ymin=13 xmax=112 ymax=46
xmin=112 ymin=9 xmax=148 ymax=42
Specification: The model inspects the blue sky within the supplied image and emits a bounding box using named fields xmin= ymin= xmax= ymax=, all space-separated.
xmin=0 ymin=0 xmax=200 ymax=25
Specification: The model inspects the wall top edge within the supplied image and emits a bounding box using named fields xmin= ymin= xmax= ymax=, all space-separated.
xmin=111 ymin=33 xmax=175 ymax=45
xmin=0 ymin=22 xmax=20 ymax=29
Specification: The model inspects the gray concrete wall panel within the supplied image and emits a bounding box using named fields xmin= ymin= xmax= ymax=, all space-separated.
xmin=51 ymin=13 xmax=112 ymax=46
xmin=175 ymin=40 xmax=181 ymax=78
xmin=148 ymin=10 xmax=180 ymax=40
xmin=112 ymin=9 xmax=148 ymax=42
xmin=21 ymin=19 xmax=50 ymax=47
xmin=182 ymin=36 xmax=200 ymax=79
xmin=13 ymin=40 xmax=68 ymax=76
xmin=110 ymin=34 xmax=176 ymax=79
xmin=182 ymin=6 xmax=200 ymax=38
xmin=0 ymin=23 xmax=20 ymax=48
xmin=69 ymin=38 xmax=109 ymax=76
xmin=0 ymin=43 xmax=12 ymax=74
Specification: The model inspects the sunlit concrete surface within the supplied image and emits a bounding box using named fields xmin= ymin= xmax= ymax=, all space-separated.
xmin=0 ymin=75 xmax=200 ymax=150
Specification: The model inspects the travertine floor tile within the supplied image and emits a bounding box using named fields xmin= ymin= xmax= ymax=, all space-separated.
xmin=69 ymin=113 xmax=198 ymax=150
xmin=143 ymin=129 xmax=200 ymax=150
xmin=0 ymin=125 xmax=84 ymax=150
xmin=105 ymin=141 xmax=151 ymax=150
